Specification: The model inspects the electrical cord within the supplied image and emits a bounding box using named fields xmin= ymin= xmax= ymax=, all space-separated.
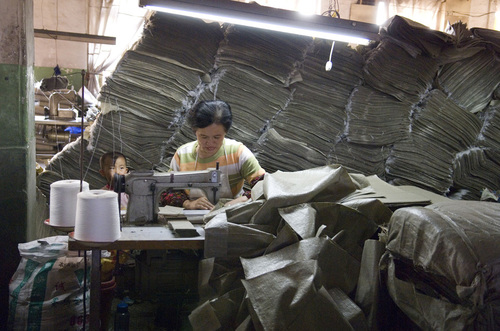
xmin=325 ymin=41 xmax=335 ymax=71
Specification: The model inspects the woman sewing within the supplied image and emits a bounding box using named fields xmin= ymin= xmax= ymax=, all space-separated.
xmin=160 ymin=100 xmax=266 ymax=210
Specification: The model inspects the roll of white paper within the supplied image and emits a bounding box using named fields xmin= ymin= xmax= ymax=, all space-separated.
xmin=74 ymin=189 xmax=121 ymax=242
xmin=49 ymin=180 xmax=89 ymax=227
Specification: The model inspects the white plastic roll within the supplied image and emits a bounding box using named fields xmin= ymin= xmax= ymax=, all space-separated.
xmin=74 ymin=190 xmax=121 ymax=242
xmin=49 ymin=180 xmax=89 ymax=227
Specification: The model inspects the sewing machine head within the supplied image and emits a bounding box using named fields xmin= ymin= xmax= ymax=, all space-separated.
xmin=124 ymin=168 xmax=222 ymax=224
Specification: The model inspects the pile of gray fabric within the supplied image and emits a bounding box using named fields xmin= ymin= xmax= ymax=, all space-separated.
xmin=189 ymin=165 xmax=395 ymax=330
xmin=39 ymin=12 xmax=500 ymax=202
xmin=382 ymin=200 xmax=500 ymax=330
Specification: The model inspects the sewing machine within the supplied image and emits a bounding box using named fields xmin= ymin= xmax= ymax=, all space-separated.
xmin=48 ymin=90 xmax=78 ymax=119
xmin=123 ymin=168 xmax=222 ymax=224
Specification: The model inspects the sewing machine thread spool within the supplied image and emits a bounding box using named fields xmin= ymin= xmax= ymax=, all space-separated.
xmin=50 ymin=179 xmax=89 ymax=227
xmin=74 ymin=190 xmax=121 ymax=243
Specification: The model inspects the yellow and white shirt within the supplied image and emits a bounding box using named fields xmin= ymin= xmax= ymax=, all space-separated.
xmin=170 ymin=138 xmax=265 ymax=198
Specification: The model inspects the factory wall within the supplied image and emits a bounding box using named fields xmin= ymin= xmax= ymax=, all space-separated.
xmin=0 ymin=0 xmax=36 ymax=325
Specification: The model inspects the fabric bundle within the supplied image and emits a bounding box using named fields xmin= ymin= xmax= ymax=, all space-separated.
xmin=451 ymin=148 xmax=500 ymax=200
xmin=386 ymin=89 xmax=482 ymax=194
xmin=363 ymin=38 xmax=438 ymax=104
xmin=437 ymin=49 xmax=500 ymax=114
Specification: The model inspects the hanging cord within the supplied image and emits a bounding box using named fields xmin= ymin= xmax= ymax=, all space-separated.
xmin=117 ymin=103 xmax=123 ymax=153
xmin=97 ymin=123 xmax=154 ymax=168
xmin=325 ymin=41 xmax=335 ymax=71
xmin=111 ymin=110 xmax=116 ymax=153
xmin=82 ymin=115 xmax=102 ymax=181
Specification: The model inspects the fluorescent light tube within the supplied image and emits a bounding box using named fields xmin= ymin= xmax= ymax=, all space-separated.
xmin=140 ymin=0 xmax=380 ymax=45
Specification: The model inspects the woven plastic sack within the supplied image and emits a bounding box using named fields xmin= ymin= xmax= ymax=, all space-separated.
xmin=384 ymin=201 xmax=500 ymax=330
xmin=8 ymin=236 xmax=90 ymax=330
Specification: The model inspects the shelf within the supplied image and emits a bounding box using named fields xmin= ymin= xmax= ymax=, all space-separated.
xmin=35 ymin=116 xmax=91 ymax=127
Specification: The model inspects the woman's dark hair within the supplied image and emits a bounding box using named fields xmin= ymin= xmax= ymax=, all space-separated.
xmin=187 ymin=100 xmax=233 ymax=132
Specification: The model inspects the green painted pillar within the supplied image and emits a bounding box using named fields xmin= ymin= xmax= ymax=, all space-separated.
xmin=0 ymin=0 xmax=35 ymax=324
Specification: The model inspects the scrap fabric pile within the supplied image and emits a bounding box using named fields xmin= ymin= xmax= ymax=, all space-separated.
xmin=39 ymin=13 xmax=500 ymax=201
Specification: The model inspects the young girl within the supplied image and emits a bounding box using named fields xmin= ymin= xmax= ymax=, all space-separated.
xmin=99 ymin=151 xmax=129 ymax=209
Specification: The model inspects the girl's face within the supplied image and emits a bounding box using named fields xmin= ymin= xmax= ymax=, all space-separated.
xmin=100 ymin=156 xmax=128 ymax=184
xmin=195 ymin=123 xmax=226 ymax=158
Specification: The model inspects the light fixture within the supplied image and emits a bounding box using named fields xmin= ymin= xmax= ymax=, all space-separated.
xmin=139 ymin=0 xmax=380 ymax=45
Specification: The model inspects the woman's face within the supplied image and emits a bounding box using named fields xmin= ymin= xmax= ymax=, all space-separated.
xmin=195 ymin=123 xmax=226 ymax=158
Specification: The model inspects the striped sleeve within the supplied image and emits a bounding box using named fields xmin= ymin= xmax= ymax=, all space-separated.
xmin=238 ymin=144 xmax=265 ymax=183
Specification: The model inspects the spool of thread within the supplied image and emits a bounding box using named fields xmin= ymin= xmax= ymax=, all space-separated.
xmin=74 ymin=189 xmax=121 ymax=242
xmin=50 ymin=180 xmax=89 ymax=227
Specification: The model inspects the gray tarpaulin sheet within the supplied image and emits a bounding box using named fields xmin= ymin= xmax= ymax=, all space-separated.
xmin=383 ymin=200 xmax=500 ymax=330
xmin=194 ymin=165 xmax=392 ymax=330
xmin=250 ymin=165 xmax=358 ymax=227
xmin=241 ymin=260 xmax=353 ymax=330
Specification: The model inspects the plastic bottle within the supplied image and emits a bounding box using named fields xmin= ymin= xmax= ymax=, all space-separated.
xmin=114 ymin=301 xmax=130 ymax=331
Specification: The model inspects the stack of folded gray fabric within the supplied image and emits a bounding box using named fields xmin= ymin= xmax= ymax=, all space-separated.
xmin=272 ymin=40 xmax=363 ymax=157
xmin=329 ymin=141 xmax=390 ymax=178
xmin=208 ymin=26 xmax=309 ymax=149
xmin=451 ymin=148 xmax=500 ymax=200
xmin=471 ymin=27 xmax=500 ymax=53
xmin=386 ymin=89 xmax=482 ymax=194
xmin=136 ymin=13 xmax=223 ymax=74
xmin=216 ymin=25 xmax=312 ymax=86
xmin=380 ymin=15 xmax=453 ymax=58
xmin=254 ymin=128 xmax=326 ymax=172
xmin=437 ymin=49 xmax=500 ymax=114
xmin=383 ymin=200 xmax=500 ymax=330
xmin=41 ymin=13 xmax=500 ymax=201
xmin=197 ymin=65 xmax=290 ymax=147
xmin=477 ymin=103 xmax=500 ymax=150
xmin=362 ymin=38 xmax=438 ymax=105
xmin=345 ymin=85 xmax=411 ymax=146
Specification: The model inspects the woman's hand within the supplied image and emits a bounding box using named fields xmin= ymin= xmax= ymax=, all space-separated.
xmin=183 ymin=197 xmax=214 ymax=210
xmin=224 ymin=196 xmax=249 ymax=207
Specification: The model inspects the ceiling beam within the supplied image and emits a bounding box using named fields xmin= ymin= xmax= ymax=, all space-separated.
xmin=34 ymin=29 xmax=116 ymax=45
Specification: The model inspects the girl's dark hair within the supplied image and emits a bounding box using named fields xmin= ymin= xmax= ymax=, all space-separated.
xmin=187 ymin=100 xmax=233 ymax=132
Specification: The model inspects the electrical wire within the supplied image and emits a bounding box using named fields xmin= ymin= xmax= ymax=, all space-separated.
xmin=325 ymin=41 xmax=335 ymax=71
xmin=322 ymin=0 xmax=341 ymax=18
